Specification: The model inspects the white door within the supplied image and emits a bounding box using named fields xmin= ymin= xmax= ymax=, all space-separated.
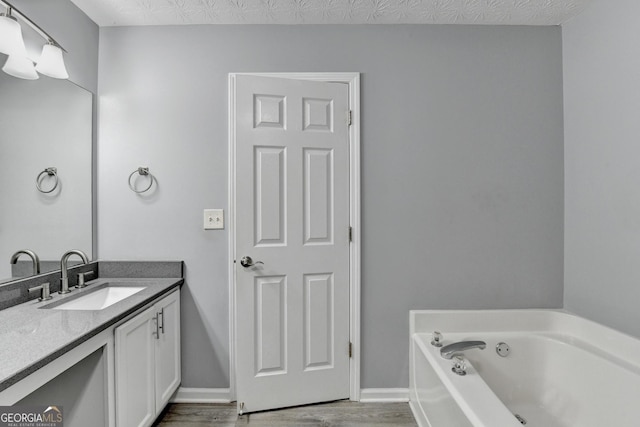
xmin=234 ymin=75 xmax=351 ymax=413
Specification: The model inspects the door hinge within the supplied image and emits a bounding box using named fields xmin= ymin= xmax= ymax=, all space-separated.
xmin=348 ymin=342 xmax=353 ymax=358
xmin=347 ymin=110 xmax=352 ymax=126
xmin=348 ymin=226 xmax=353 ymax=242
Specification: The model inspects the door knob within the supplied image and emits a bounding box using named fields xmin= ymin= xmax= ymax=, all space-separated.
xmin=240 ymin=256 xmax=264 ymax=268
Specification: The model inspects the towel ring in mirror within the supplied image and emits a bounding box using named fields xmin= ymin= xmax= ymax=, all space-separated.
xmin=36 ymin=167 xmax=59 ymax=193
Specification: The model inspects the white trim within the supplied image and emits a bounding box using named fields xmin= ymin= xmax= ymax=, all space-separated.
xmin=228 ymin=72 xmax=361 ymax=403
xmin=409 ymin=400 xmax=430 ymax=427
xmin=0 ymin=327 xmax=116 ymax=427
xmin=105 ymin=333 xmax=116 ymax=427
xmin=359 ymin=388 xmax=410 ymax=403
xmin=227 ymin=73 xmax=237 ymax=402
xmin=347 ymin=74 xmax=361 ymax=401
xmin=171 ymin=387 xmax=232 ymax=403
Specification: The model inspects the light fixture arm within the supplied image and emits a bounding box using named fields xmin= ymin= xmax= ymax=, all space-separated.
xmin=0 ymin=0 xmax=66 ymax=53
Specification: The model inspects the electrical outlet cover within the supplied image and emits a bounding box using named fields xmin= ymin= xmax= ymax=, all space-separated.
xmin=204 ymin=209 xmax=224 ymax=230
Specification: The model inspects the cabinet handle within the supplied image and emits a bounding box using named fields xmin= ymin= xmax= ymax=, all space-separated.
xmin=153 ymin=314 xmax=159 ymax=340
xmin=158 ymin=308 xmax=165 ymax=335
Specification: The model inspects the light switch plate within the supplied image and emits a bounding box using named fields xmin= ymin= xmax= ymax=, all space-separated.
xmin=204 ymin=209 xmax=224 ymax=230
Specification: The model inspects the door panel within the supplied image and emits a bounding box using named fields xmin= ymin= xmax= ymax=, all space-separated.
xmin=254 ymin=95 xmax=286 ymax=129
xmin=115 ymin=306 xmax=156 ymax=427
xmin=254 ymin=146 xmax=286 ymax=246
xmin=155 ymin=291 xmax=181 ymax=411
xmin=303 ymin=98 xmax=333 ymax=131
xmin=304 ymin=148 xmax=334 ymax=244
xmin=254 ymin=275 xmax=287 ymax=376
xmin=235 ymin=75 xmax=350 ymax=413
xmin=303 ymin=273 xmax=334 ymax=370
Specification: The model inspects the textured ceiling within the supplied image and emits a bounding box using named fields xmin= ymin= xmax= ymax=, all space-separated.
xmin=70 ymin=0 xmax=591 ymax=26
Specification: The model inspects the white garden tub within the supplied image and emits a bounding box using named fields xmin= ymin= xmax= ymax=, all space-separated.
xmin=409 ymin=310 xmax=640 ymax=427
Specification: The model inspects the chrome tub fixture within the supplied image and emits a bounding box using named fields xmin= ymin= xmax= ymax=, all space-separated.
xmin=431 ymin=331 xmax=443 ymax=347
xmin=440 ymin=340 xmax=487 ymax=360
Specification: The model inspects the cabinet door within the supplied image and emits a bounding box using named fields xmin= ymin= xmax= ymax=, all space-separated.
xmin=115 ymin=306 xmax=156 ymax=427
xmin=154 ymin=290 xmax=181 ymax=412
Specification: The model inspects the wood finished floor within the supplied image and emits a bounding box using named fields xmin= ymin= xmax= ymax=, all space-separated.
xmin=154 ymin=401 xmax=418 ymax=427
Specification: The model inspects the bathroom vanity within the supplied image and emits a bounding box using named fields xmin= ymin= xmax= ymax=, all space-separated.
xmin=0 ymin=261 xmax=183 ymax=427
xmin=115 ymin=288 xmax=180 ymax=426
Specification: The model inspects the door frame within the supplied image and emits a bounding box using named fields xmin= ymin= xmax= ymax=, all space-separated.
xmin=228 ymin=72 xmax=361 ymax=403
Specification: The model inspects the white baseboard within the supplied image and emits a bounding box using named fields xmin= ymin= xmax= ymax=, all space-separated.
xmin=359 ymin=388 xmax=409 ymax=403
xmin=170 ymin=387 xmax=407 ymax=404
xmin=171 ymin=387 xmax=232 ymax=403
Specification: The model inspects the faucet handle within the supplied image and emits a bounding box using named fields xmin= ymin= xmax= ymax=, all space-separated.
xmin=29 ymin=282 xmax=52 ymax=301
xmin=451 ymin=355 xmax=467 ymax=376
xmin=431 ymin=331 xmax=443 ymax=347
xmin=76 ymin=271 xmax=95 ymax=289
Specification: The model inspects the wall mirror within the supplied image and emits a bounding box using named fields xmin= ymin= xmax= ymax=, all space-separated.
xmin=0 ymin=71 xmax=93 ymax=284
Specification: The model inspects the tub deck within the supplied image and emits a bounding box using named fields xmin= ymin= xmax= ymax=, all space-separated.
xmin=410 ymin=310 xmax=640 ymax=427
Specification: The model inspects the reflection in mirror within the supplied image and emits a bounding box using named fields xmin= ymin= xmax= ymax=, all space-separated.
xmin=0 ymin=71 xmax=93 ymax=284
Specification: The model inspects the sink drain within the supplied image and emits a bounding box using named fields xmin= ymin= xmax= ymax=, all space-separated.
xmin=514 ymin=414 xmax=527 ymax=425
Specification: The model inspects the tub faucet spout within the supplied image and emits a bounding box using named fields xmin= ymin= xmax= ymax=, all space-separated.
xmin=440 ymin=341 xmax=486 ymax=359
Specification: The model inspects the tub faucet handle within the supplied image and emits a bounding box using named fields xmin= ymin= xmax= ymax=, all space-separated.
xmin=451 ymin=355 xmax=467 ymax=376
xmin=431 ymin=331 xmax=443 ymax=347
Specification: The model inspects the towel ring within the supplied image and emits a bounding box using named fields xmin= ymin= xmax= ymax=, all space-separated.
xmin=128 ymin=167 xmax=154 ymax=193
xmin=36 ymin=167 xmax=59 ymax=193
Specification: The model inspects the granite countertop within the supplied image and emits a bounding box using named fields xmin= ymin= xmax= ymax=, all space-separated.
xmin=0 ymin=277 xmax=183 ymax=392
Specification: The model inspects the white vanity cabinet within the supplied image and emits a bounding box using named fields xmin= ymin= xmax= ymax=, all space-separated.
xmin=115 ymin=290 xmax=181 ymax=427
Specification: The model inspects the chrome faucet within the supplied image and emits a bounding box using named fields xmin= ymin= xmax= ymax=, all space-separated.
xmin=59 ymin=250 xmax=89 ymax=294
xmin=440 ymin=341 xmax=487 ymax=359
xmin=10 ymin=249 xmax=41 ymax=276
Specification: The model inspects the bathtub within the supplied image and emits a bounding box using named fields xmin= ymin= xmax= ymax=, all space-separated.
xmin=409 ymin=310 xmax=640 ymax=427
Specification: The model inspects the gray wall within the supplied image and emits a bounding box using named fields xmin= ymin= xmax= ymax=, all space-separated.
xmin=563 ymin=0 xmax=640 ymax=337
xmin=13 ymin=0 xmax=99 ymax=93
xmin=98 ymin=24 xmax=564 ymax=389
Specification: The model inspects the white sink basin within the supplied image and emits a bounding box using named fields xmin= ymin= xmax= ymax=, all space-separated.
xmin=51 ymin=286 xmax=145 ymax=310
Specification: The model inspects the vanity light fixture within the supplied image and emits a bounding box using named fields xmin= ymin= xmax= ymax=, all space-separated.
xmin=0 ymin=5 xmax=27 ymax=57
xmin=35 ymin=42 xmax=69 ymax=79
xmin=2 ymin=54 xmax=38 ymax=79
xmin=0 ymin=0 xmax=69 ymax=80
